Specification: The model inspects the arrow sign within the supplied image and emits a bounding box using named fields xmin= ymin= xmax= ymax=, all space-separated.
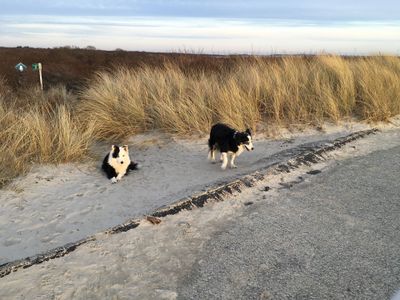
xmin=15 ymin=62 xmax=27 ymax=72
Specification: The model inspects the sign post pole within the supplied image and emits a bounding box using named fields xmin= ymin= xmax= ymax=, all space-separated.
xmin=32 ymin=63 xmax=43 ymax=90
xmin=38 ymin=63 xmax=43 ymax=90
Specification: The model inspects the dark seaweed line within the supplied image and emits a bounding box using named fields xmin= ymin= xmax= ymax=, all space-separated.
xmin=0 ymin=128 xmax=378 ymax=279
xmin=149 ymin=129 xmax=378 ymax=218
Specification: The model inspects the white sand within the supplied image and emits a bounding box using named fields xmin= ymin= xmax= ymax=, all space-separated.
xmin=0 ymin=124 xmax=399 ymax=299
xmin=0 ymin=121 xmax=394 ymax=265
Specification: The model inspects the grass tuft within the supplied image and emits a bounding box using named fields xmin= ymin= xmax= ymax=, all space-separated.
xmin=0 ymin=85 xmax=93 ymax=186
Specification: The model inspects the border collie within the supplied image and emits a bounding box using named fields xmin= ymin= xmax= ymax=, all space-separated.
xmin=208 ymin=123 xmax=254 ymax=170
xmin=102 ymin=145 xmax=138 ymax=183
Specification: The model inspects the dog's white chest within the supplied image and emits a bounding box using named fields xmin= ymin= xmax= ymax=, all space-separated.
xmin=108 ymin=158 xmax=129 ymax=175
xmin=234 ymin=145 xmax=245 ymax=156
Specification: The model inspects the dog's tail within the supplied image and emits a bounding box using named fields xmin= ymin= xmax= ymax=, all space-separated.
xmin=208 ymin=137 xmax=215 ymax=150
xmin=129 ymin=162 xmax=139 ymax=170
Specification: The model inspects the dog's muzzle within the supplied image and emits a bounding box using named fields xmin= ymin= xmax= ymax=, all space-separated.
xmin=245 ymin=145 xmax=254 ymax=151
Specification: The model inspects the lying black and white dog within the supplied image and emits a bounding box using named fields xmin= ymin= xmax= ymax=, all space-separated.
xmin=102 ymin=145 xmax=138 ymax=183
xmin=208 ymin=123 xmax=254 ymax=170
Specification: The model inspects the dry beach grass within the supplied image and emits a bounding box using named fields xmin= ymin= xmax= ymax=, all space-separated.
xmin=0 ymin=54 xmax=399 ymax=185
xmin=0 ymin=83 xmax=93 ymax=186
xmin=79 ymin=55 xmax=400 ymax=139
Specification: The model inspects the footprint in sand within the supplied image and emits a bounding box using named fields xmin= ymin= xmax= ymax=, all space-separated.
xmin=98 ymin=186 xmax=107 ymax=193
xmin=40 ymin=236 xmax=54 ymax=243
xmin=79 ymin=206 xmax=94 ymax=216
xmin=39 ymin=273 xmax=54 ymax=289
xmin=64 ymin=192 xmax=85 ymax=201
xmin=3 ymin=237 xmax=22 ymax=247
xmin=51 ymin=213 xmax=65 ymax=222
xmin=40 ymin=233 xmax=61 ymax=243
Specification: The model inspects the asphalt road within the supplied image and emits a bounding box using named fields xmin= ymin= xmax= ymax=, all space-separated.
xmin=178 ymin=145 xmax=400 ymax=299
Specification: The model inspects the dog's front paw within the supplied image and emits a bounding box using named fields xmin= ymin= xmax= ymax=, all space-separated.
xmin=221 ymin=164 xmax=227 ymax=170
xmin=111 ymin=177 xmax=117 ymax=184
xmin=230 ymin=164 xmax=237 ymax=169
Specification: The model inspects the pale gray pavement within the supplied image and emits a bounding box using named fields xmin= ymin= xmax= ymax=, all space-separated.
xmin=178 ymin=145 xmax=400 ymax=299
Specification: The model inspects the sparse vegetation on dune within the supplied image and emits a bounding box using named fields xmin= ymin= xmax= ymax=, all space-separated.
xmin=79 ymin=55 xmax=400 ymax=139
xmin=0 ymin=84 xmax=93 ymax=186
xmin=351 ymin=56 xmax=400 ymax=121
xmin=0 ymin=54 xmax=399 ymax=184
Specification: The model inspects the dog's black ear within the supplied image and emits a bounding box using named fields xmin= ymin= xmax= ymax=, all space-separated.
xmin=245 ymin=128 xmax=252 ymax=136
xmin=233 ymin=132 xmax=241 ymax=143
xmin=111 ymin=145 xmax=120 ymax=158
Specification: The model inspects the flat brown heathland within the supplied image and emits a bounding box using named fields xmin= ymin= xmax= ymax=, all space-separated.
xmin=0 ymin=47 xmax=399 ymax=185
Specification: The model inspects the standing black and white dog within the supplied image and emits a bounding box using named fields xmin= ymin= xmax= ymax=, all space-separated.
xmin=102 ymin=145 xmax=138 ymax=183
xmin=208 ymin=123 xmax=254 ymax=170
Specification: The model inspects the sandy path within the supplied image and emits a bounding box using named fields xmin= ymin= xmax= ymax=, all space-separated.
xmin=0 ymin=127 xmax=399 ymax=299
xmin=0 ymin=123 xmax=374 ymax=264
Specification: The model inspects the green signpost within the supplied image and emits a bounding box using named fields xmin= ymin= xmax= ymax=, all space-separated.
xmin=31 ymin=63 xmax=43 ymax=90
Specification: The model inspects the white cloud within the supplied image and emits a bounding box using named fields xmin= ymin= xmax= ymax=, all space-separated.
xmin=1 ymin=15 xmax=399 ymax=54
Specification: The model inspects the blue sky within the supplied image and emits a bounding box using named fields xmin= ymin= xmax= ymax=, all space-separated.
xmin=1 ymin=0 xmax=399 ymax=54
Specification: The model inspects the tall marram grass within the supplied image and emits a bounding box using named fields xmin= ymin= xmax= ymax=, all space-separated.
xmin=1 ymin=55 xmax=400 ymax=185
xmin=79 ymin=55 xmax=400 ymax=140
xmin=351 ymin=56 xmax=400 ymax=121
xmin=0 ymin=83 xmax=93 ymax=186
xmin=79 ymin=65 xmax=215 ymax=138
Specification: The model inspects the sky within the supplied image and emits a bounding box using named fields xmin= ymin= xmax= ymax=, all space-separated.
xmin=1 ymin=0 xmax=399 ymax=54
